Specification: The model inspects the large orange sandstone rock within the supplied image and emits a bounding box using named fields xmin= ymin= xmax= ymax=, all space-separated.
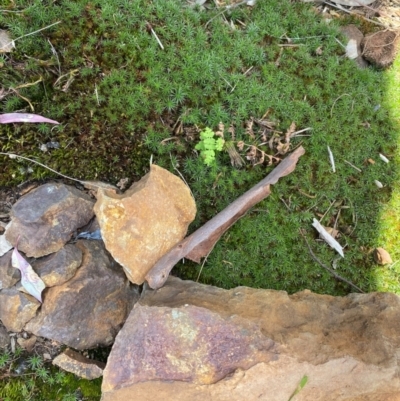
xmin=94 ymin=165 xmax=196 ymax=285
xmin=101 ymin=277 xmax=400 ymax=401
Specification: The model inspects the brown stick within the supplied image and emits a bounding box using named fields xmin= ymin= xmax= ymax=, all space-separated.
xmin=145 ymin=146 xmax=305 ymax=289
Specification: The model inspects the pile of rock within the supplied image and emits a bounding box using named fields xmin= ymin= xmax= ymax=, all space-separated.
xmin=1 ymin=165 xmax=400 ymax=400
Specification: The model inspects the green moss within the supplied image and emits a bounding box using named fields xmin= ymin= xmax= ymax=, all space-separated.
xmin=0 ymin=0 xmax=399 ymax=297
xmin=0 ymin=348 xmax=101 ymax=401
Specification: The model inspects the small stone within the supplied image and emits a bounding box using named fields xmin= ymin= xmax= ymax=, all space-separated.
xmin=43 ymin=353 xmax=52 ymax=360
xmin=24 ymin=240 xmax=140 ymax=350
xmin=5 ymin=183 xmax=95 ymax=258
xmin=374 ymin=247 xmax=393 ymax=265
xmin=0 ymin=288 xmax=40 ymax=332
xmin=53 ymin=348 xmax=105 ymax=380
xmin=17 ymin=335 xmax=36 ymax=352
xmin=339 ymin=25 xmax=368 ymax=68
xmin=32 ymin=244 xmax=82 ymax=287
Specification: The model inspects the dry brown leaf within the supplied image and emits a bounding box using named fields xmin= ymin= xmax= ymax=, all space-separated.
xmin=246 ymin=145 xmax=257 ymax=162
xmin=245 ymin=118 xmax=255 ymax=139
xmin=215 ymin=121 xmax=224 ymax=138
xmin=237 ymin=140 xmax=245 ymax=151
xmin=276 ymin=141 xmax=290 ymax=155
xmin=228 ymin=124 xmax=235 ymax=140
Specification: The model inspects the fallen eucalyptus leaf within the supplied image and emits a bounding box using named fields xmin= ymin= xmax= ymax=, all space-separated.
xmin=12 ymin=241 xmax=45 ymax=303
xmin=312 ymin=218 xmax=344 ymax=257
xmin=0 ymin=113 xmax=59 ymax=124
xmin=373 ymin=247 xmax=392 ymax=265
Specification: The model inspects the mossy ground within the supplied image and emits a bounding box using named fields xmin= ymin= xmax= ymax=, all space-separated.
xmin=1 ymin=0 xmax=400 ymax=397
xmin=0 ymin=347 xmax=101 ymax=400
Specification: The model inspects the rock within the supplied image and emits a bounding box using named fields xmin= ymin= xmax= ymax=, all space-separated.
xmin=32 ymin=244 xmax=82 ymax=287
xmin=94 ymin=165 xmax=196 ymax=285
xmin=101 ymin=277 xmax=400 ymax=401
xmin=25 ymin=240 xmax=139 ymax=350
xmin=0 ymin=288 xmax=40 ymax=332
xmin=0 ymin=250 xmax=21 ymax=289
xmin=103 ymin=304 xmax=277 ymax=392
xmin=374 ymin=247 xmax=393 ymax=265
xmin=0 ymin=325 xmax=10 ymax=349
xmin=5 ymin=183 xmax=95 ymax=258
xmin=17 ymin=335 xmax=36 ymax=352
xmin=339 ymin=25 xmax=368 ymax=68
xmin=53 ymin=348 xmax=106 ymax=380
xmin=361 ymin=30 xmax=400 ymax=68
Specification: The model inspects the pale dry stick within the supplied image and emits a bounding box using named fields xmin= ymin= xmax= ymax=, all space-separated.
xmin=243 ymin=66 xmax=254 ymax=76
xmin=319 ymin=198 xmax=336 ymax=224
xmin=330 ymin=93 xmax=351 ymax=118
xmin=0 ymin=9 xmax=26 ymax=13
xmin=289 ymin=127 xmax=312 ymax=138
xmin=205 ymin=0 xmax=248 ymax=28
xmin=280 ymin=197 xmax=291 ymax=211
xmin=323 ymin=1 xmax=386 ymax=27
xmin=0 ymin=152 xmax=96 ymax=185
xmin=94 ymin=84 xmax=100 ymax=106
xmin=344 ymin=160 xmax=362 ymax=173
xmin=196 ymin=248 xmax=213 ymax=282
xmin=47 ymin=38 xmax=61 ymax=76
xmin=146 ymin=22 xmax=164 ymax=50
xmin=169 ymin=152 xmax=195 ymax=200
xmin=300 ymin=229 xmax=364 ymax=293
xmin=9 ymin=88 xmax=34 ymax=111
xmin=2 ymin=21 xmax=61 ymax=50
xmin=327 ymin=146 xmax=336 ymax=173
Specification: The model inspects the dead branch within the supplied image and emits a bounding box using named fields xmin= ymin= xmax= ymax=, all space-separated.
xmin=145 ymin=146 xmax=305 ymax=289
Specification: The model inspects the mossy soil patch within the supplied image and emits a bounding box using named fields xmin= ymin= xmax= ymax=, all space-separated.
xmin=1 ymin=0 xmax=400 ymax=300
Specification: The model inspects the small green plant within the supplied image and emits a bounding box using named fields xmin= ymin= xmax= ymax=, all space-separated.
xmin=195 ymin=127 xmax=225 ymax=166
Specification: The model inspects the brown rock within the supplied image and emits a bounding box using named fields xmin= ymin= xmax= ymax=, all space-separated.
xmin=53 ymin=348 xmax=105 ymax=380
xmin=0 ymin=288 xmax=40 ymax=332
xmin=0 ymin=250 xmax=21 ymax=289
xmin=100 ymin=278 xmax=400 ymax=401
xmin=25 ymin=240 xmax=139 ymax=350
xmin=94 ymin=165 xmax=196 ymax=285
xmin=17 ymin=335 xmax=37 ymax=352
xmin=374 ymin=247 xmax=393 ymax=265
xmin=32 ymin=244 xmax=82 ymax=287
xmin=103 ymin=304 xmax=277 ymax=392
xmin=340 ymin=25 xmax=368 ymax=68
xmin=361 ymin=30 xmax=400 ymax=68
xmin=5 ymin=183 xmax=94 ymax=257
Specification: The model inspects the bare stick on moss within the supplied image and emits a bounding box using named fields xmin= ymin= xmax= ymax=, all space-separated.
xmin=146 ymin=146 xmax=305 ymax=289
xmin=299 ymin=229 xmax=364 ymax=293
